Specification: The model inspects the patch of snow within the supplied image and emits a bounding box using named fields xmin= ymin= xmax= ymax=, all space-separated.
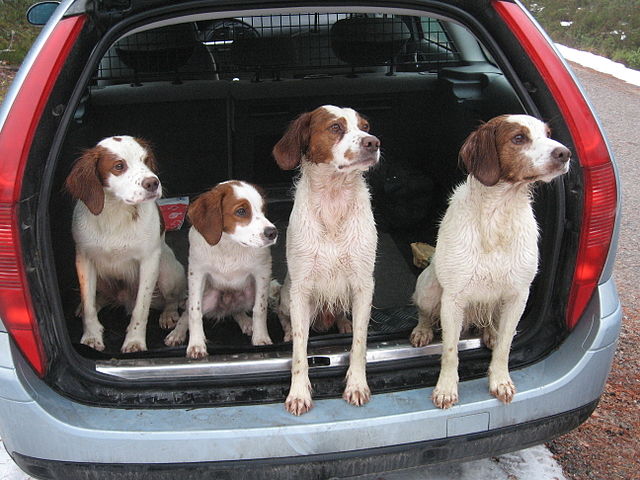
xmin=557 ymin=43 xmax=640 ymax=87
xmin=0 ymin=440 xmax=30 ymax=480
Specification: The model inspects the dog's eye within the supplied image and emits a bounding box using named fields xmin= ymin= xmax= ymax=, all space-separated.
xmin=512 ymin=134 xmax=527 ymax=145
xmin=235 ymin=207 xmax=247 ymax=217
xmin=330 ymin=123 xmax=343 ymax=134
xmin=361 ymin=123 xmax=370 ymax=132
xmin=113 ymin=162 xmax=125 ymax=171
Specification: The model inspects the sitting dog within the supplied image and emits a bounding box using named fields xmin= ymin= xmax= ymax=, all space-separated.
xmin=164 ymin=181 xmax=278 ymax=359
xmin=411 ymin=114 xmax=571 ymax=408
xmin=65 ymin=136 xmax=186 ymax=353
xmin=273 ymin=105 xmax=380 ymax=415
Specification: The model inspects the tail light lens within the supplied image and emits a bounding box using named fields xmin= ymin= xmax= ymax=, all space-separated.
xmin=0 ymin=15 xmax=85 ymax=376
xmin=493 ymin=1 xmax=617 ymax=329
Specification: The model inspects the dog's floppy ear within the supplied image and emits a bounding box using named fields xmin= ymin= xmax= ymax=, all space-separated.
xmin=459 ymin=121 xmax=501 ymax=187
xmin=273 ymin=112 xmax=312 ymax=170
xmin=65 ymin=147 xmax=106 ymax=215
xmin=188 ymin=187 xmax=224 ymax=246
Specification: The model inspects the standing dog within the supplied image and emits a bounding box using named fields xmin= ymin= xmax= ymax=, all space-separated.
xmin=66 ymin=136 xmax=186 ymax=353
xmin=273 ymin=105 xmax=380 ymax=415
xmin=164 ymin=181 xmax=278 ymax=358
xmin=410 ymin=114 xmax=571 ymax=408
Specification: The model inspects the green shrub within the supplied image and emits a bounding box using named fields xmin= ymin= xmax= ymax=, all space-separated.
xmin=524 ymin=0 xmax=640 ymax=70
xmin=612 ymin=48 xmax=640 ymax=70
xmin=0 ymin=0 xmax=42 ymax=65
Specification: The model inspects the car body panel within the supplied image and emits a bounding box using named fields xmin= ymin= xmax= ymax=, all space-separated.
xmin=0 ymin=278 xmax=619 ymax=463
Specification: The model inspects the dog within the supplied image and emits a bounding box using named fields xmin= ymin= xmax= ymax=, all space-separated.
xmin=273 ymin=105 xmax=380 ymax=415
xmin=410 ymin=114 xmax=571 ymax=408
xmin=65 ymin=136 xmax=186 ymax=353
xmin=164 ymin=181 xmax=278 ymax=359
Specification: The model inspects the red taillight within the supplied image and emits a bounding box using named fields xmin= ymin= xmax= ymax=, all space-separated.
xmin=493 ymin=2 xmax=617 ymax=329
xmin=0 ymin=15 xmax=85 ymax=376
xmin=0 ymin=204 xmax=46 ymax=376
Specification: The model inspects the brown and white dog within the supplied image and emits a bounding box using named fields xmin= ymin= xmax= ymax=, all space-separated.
xmin=410 ymin=114 xmax=571 ymax=408
xmin=164 ymin=181 xmax=278 ymax=359
xmin=66 ymin=136 xmax=186 ymax=353
xmin=273 ymin=105 xmax=380 ymax=415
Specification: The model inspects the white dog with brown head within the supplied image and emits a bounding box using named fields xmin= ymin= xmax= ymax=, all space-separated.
xmin=164 ymin=180 xmax=278 ymax=358
xmin=66 ymin=136 xmax=186 ymax=353
xmin=273 ymin=105 xmax=380 ymax=415
xmin=411 ymin=114 xmax=571 ymax=408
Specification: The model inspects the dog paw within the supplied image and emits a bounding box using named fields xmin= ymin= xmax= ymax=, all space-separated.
xmin=251 ymin=333 xmax=273 ymax=346
xmin=410 ymin=326 xmax=434 ymax=347
xmin=121 ymin=339 xmax=147 ymax=353
xmin=235 ymin=317 xmax=253 ymax=336
xmin=285 ymin=393 xmax=313 ymax=416
xmin=186 ymin=343 xmax=208 ymax=359
xmin=80 ymin=333 xmax=105 ymax=351
xmin=482 ymin=328 xmax=498 ymax=350
xmin=159 ymin=310 xmax=180 ymax=330
xmin=432 ymin=383 xmax=459 ymax=409
xmin=336 ymin=317 xmax=353 ymax=334
xmin=490 ymin=378 xmax=516 ymax=404
xmin=281 ymin=322 xmax=292 ymax=342
xmin=285 ymin=378 xmax=312 ymax=415
xmin=164 ymin=329 xmax=186 ymax=347
xmin=343 ymin=383 xmax=371 ymax=406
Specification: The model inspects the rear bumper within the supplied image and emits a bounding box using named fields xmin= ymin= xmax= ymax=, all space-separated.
xmin=0 ymin=278 xmax=621 ymax=476
xmin=10 ymin=400 xmax=598 ymax=480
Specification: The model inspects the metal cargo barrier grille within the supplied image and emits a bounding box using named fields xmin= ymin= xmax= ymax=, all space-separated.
xmin=94 ymin=13 xmax=461 ymax=85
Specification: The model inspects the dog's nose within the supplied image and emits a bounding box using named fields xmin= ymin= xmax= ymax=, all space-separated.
xmin=361 ymin=135 xmax=380 ymax=153
xmin=263 ymin=226 xmax=278 ymax=242
xmin=142 ymin=176 xmax=160 ymax=192
xmin=552 ymin=146 xmax=571 ymax=163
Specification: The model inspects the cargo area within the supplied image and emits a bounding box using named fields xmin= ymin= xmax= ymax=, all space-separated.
xmin=40 ymin=11 xmax=568 ymax=402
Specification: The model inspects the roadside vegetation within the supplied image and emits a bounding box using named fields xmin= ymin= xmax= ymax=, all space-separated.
xmin=0 ymin=0 xmax=40 ymax=65
xmin=1 ymin=0 xmax=40 ymax=101
xmin=524 ymin=0 xmax=640 ymax=69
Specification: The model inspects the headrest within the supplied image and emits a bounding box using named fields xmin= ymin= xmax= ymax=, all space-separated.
xmin=231 ymin=37 xmax=295 ymax=68
xmin=115 ymin=24 xmax=198 ymax=73
xmin=330 ymin=17 xmax=411 ymax=66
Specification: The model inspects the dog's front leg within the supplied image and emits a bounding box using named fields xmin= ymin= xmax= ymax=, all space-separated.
xmin=121 ymin=250 xmax=161 ymax=353
xmin=164 ymin=310 xmax=189 ymax=347
xmin=186 ymin=269 xmax=209 ymax=359
xmin=251 ymin=269 xmax=273 ymax=346
xmin=432 ymin=293 xmax=465 ymax=408
xmin=285 ymin=286 xmax=312 ymax=415
xmin=343 ymin=280 xmax=373 ymax=406
xmin=76 ymin=251 xmax=105 ymax=351
xmin=488 ymin=293 xmax=527 ymax=403
xmin=157 ymin=243 xmax=186 ymax=329
xmin=277 ymin=276 xmax=292 ymax=342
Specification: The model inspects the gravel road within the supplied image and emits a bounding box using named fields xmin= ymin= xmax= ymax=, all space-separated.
xmin=547 ymin=64 xmax=640 ymax=480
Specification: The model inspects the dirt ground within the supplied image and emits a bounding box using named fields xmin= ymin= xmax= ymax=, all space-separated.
xmin=547 ymin=315 xmax=639 ymax=480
